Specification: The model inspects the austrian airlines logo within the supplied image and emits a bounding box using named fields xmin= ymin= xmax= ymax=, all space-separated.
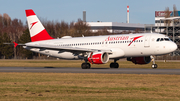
xmin=128 ymin=35 xmax=143 ymax=46
xmin=30 ymin=21 xmax=38 ymax=29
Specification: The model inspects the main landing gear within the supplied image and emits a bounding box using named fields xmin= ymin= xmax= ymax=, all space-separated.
xmin=150 ymin=56 xmax=158 ymax=69
xmin=81 ymin=59 xmax=91 ymax=69
xmin=110 ymin=59 xmax=119 ymax=68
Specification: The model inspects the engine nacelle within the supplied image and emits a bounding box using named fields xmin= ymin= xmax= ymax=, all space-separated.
xmin=88 ymin=52 xmax=109 ymax=64
xmin=127 ymin=56 xmax=151 ymax=64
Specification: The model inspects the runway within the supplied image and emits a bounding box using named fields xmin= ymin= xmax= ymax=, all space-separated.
xmin=0 ymin=67 xmax=180 ymax=74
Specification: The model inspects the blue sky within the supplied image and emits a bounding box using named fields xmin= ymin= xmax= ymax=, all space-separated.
xmin=0 ymin=0 xmax=180 ymax=24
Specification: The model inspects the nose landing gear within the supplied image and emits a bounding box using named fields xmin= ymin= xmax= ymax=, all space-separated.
xmin=151 ymin=56 xmax=158 ymax=69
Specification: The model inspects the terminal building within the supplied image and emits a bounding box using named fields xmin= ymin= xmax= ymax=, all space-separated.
xmin=86 ymin=22 xmax=145 ymax=33
xmin=155 ymin=11 xmax=180 ymax=55
xmin=82 ymin=6 xmax=151 ymax=33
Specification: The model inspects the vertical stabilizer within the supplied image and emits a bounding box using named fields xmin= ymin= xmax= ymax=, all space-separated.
xmin=25 ymin=9 xmax=53 ymax=42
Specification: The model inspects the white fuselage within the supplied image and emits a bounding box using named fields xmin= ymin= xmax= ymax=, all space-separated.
xmin=24 ymin=33 xmax=177 ymax=59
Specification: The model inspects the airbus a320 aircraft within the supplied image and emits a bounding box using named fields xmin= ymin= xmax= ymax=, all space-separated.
xmin=13 ymin=9 xmax=178 ymax=69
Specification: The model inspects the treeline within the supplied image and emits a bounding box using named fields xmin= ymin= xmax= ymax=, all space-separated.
xmin=0 ymin=13 xmax=118 ymax=59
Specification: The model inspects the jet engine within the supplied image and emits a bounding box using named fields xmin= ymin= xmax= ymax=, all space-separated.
xmin=88 ymin=52 xmax=109 ymax=64
xmin=127 ymin=56 xmax=151 ymax=64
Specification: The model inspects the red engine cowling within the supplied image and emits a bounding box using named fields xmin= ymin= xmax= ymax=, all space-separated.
xmin=128 ymin=56 xmax=151 ymax=64
xmin=88 ymin=52 xmax=109 ymax=64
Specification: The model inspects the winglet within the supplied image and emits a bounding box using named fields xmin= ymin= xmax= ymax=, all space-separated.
xmin=13 ymin=42 xmax=18 ymax=48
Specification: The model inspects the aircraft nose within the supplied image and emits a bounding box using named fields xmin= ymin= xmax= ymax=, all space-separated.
xmin=170 ymin=42 xmax=177 ymax=51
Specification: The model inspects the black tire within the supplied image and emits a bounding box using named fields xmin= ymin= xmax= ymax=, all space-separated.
xmin=114 ymin=63 xmax=119 ymax=68
xmin=110 ymin=63 xmax=115 ymax=68
xmin=110 ymin=63 xmax=119 ymax=68
xmin=152 ymin=64 xmax=158 ymax=69
xmin=81 ymin=63 xmax=91 ymax=69
xmin=87 ymin=63 xmax=91 ymax=69
xmin=81 ymin=63 xmax=87 ymax=69
xmin=154 ymin=64 xmax=158 ymax=68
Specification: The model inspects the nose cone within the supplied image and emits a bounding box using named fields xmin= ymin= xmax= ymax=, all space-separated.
xmin=170 ymin=42 xmax=177 ymax=52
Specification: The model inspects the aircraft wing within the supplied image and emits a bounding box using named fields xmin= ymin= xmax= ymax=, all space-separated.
xmin=25 ymin=44 xmax=112 ymax=53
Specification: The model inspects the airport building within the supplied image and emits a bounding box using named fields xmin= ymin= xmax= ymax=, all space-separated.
xmin=155 ymin=11 xmax=180 ymax=55
xmin=86 ymin=22 xmax=145 ymax=33
xmin=82 ymin=6 xmax=151 ymax=33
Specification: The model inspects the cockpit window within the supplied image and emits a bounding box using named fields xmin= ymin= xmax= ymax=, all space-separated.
xmin=156 ymin=38 xmax=160 ymax=42
xmin=157 ymin=38 xmax=170 ymax=42
xmin=164 ymin=38 xmax=170 ymax=41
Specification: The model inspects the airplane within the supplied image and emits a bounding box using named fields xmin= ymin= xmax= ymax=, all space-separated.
xmin=12 ymin=9 xmax=178 ymax=69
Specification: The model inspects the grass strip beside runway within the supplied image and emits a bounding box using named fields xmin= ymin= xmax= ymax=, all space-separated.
xmin=0 ymin=73 xmax=180 ymax=101
xmin=0 ymin=59 xmax=180 ymax=69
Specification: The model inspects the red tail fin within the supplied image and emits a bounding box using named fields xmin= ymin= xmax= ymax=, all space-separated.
xmin=25 ymin=9 xmax=54 ymax=42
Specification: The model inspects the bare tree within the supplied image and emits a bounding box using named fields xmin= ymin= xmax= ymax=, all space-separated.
xmin=164 ymin=7 xmax=171 ymax=26
xmin=173 ymin=4 xmax=179 ymax=25
xmin=73 ymin=19 xmax=91 ymax=37
xmin=3 ymin=13 xmax=11 ymax=27
xmin=173 ymin=4 xmax=178 ymax=17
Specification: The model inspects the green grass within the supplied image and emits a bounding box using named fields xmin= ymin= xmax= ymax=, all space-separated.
xmin=0 ymin=73 xmax=180 ymax=101
xmin=0 ymin=59 xmax=179 ymax=69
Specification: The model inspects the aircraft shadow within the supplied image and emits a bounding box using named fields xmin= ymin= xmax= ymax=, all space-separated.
xmin=44 ymin=67 xmax=56 ymax=68
xmin=90 ymin=68 xmax=110 ymax=69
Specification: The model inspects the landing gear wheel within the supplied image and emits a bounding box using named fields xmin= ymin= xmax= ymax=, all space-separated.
xmin=152 ymin=64 xmax=158 ymax=69
xmin=87 ymin=63 xmax=91 ymax=69
xmin=110 ymin=63 xmax=119 ymax=68
xmin=81 ymin=63 xmax=91 ymax=69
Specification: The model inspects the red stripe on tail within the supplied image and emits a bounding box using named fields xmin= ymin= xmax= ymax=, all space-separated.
xmin=25 ymin=9 xmax=36 ymax=17
xmin=31 ymin=29 xmax=54 ymax=42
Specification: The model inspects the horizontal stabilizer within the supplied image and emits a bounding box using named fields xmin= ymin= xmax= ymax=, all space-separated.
xmin=4 ymin=42 xmax=25 ymax=48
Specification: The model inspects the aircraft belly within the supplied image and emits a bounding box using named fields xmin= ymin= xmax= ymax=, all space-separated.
xmin=109 ymin=48 xmax=125 ymax=58
xmin=24 ymin=47 xmax=79 ymax=59
xmin=124 ymin=47 xmax=151 ymax=57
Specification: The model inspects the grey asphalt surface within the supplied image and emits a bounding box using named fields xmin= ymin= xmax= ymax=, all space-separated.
xmin=0 ymin=67 xmax=180 ymax=75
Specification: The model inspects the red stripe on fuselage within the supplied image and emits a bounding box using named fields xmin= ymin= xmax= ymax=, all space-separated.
xmin=31 ymin=29 xmax=54 ymax=42
xmin=128 ymin=35 xmax=143 ymax=46
xmin=25 ymin=9 xmax=36 ymax=17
